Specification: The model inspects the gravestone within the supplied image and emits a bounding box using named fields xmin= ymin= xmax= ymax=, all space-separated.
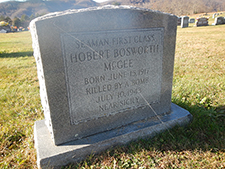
xmin=181 ymin=16 xmax=189 ymax=28
xmin=195 ymin=17 xmax=209 ymax=27
xmin=189 ymin=18 xmax=195 ymax=23
xmin=212 ymin=17 xmax=225 ymax=25
xmin=30 ymin=5 xmax=192 ymax=169
xmin=177 ymin=17 xmax=181 ymax=26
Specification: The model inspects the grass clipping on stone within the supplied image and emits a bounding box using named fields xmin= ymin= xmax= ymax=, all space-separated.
xmin=0 ymin=24 xmax=225 ymax=168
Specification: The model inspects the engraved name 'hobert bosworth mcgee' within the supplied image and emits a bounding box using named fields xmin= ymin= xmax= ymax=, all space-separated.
xmin=61 ymin=28 xmax=163 ymax=125
xmin=30 ymin=5 xmax=192 ymax=169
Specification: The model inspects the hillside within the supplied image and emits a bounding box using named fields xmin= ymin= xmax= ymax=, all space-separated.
xmin=1 ymin=0 xmax=225 ymax=20
xmin=0 ymin=0 xmax=98 ymax=19
xmin=103 ymin=0 xmax=225 ymax=15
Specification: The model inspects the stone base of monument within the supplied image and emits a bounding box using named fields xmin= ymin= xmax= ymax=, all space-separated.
xmin=34 ymin=103 xmax=192 ymax=169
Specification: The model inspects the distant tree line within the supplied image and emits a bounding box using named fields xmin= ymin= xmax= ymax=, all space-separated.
xmin=130 ymin=0 xmax=225 ymax=15
xmin=0 ymin=13 xmax=44 ymax=28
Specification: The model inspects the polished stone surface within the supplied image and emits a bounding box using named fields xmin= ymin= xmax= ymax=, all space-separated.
xmin=30 ymin=5 xmax=178 ymax=146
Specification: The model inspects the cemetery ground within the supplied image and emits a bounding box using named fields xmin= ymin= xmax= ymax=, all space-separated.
xmin=0 ymin=24 xmax=225 ymax=168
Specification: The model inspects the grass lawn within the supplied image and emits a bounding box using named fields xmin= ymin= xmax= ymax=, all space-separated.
xmin=0 ymin=22 xmax=225 ymax=168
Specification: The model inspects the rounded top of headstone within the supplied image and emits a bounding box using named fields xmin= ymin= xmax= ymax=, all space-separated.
xmin=30 ymin=5 xmax=177 ymax=25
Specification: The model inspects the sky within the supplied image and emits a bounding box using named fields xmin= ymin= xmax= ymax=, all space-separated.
xmin=93 ymin=0 xmax=109 ymax=2
xmin=0 ymin=0 xmax=109 ymax=3
xmin=0 ymin=0 xmax=24 ymax=2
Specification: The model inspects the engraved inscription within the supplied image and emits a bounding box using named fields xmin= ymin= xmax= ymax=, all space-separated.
xmin=61 ymin=28 xmax=164 ymax=125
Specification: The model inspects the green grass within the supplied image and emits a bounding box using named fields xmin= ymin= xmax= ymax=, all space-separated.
xmin=0 ymin=32 xmax=33 ymax=58
xmin=0 ymin=22 xmax=225 ymax=168
xmin=0 ymin=32 xmax=42 ymax=168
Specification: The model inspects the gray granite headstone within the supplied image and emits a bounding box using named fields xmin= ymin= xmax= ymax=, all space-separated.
xmin=177 ymin=17 xmax=181 ymax=26
xmin=212 ymin=17 xmax=225 ymax=25
xmin=181 ymin=16 xmax=189 ymax=28
xmin=30 ymin=5 xmax=192 ymax=169
xmin=195 ymin=17 xmax=209 ymax=27
xmin=189 ymin=18 xmax=195 ymax=23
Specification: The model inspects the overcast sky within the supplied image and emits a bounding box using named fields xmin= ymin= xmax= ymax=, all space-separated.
xmin=0 ymin=0 xmax=109 ymax=3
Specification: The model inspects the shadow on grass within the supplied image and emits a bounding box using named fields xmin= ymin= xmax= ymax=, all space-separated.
xmin=0 ymin=51 xmax=33 ymax=58
xmin=138 ymin=101 xmax=225 ymax=152
xmin=134 ymin=100 xmax=225 ymax=152
xmin=67 ymin=101 xmax=225 ymax=168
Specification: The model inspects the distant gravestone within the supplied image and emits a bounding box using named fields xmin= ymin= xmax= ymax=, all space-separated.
xmin=195 ymin=17 xmax=209 ymax=27
xmin=181 ymin=16 xmax=189 ymax=28
xmin=177 ymin=17 xmax=181 ymax=26
xmin=30 ymin=6 xmax=192 ymax=169
xmin=212 ymin=17 xmax=225 ymax=25
xmin=189 ymin=18 xmax=195 ymax=23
